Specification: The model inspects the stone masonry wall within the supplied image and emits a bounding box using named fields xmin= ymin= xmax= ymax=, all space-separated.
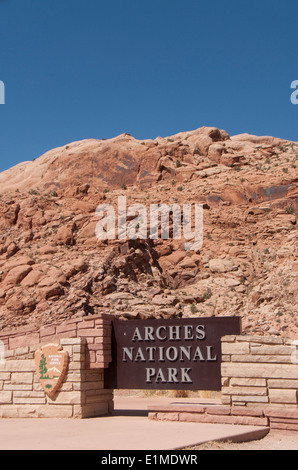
xmin=221 ymin=335 xmax=298 ymax=409
xmin=0 ymin=337 xmax=113 ymax=418
xmin=0 ymin=313 xmax=112 ymax=369
xmin=149 ymin=335 xmax=298 ymax=431
xmin=221 ymin=335 xmax=298 ymax=430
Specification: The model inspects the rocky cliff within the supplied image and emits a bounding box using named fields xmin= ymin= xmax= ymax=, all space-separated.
xmin=0 ymin=127 xmax=297 ymax=337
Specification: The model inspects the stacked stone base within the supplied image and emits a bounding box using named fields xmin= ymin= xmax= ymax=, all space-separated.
xmin=148 ymin=403 xmax=298 ymax=431
xmin=266 ymin=408 xmax=298 ymax=431
xmin=0 ymin=337 xmax=113 ymax=419
xmin=149 ymin=334 xmax=298 ymax=432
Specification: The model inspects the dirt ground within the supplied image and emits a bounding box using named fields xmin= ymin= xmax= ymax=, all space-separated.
xmin=188 ymin=430 xmax=298 ymax=450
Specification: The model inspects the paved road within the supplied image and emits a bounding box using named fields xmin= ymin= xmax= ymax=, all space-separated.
xmin=0 ymin=397 xmax=268 ymax=450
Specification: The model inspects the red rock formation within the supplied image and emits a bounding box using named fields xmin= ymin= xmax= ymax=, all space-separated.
xmin=0 ymin=127 xmax=297 ymax=338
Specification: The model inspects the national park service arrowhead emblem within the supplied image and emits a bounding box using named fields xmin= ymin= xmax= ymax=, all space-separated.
xmin=35 ymin=344 xmax=68 ymax=398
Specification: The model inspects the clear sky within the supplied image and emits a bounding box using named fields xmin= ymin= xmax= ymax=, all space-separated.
xmin=0 ymin=0 xmax=297 ymax=172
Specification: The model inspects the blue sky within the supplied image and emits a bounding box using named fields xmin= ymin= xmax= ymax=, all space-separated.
xmin=0 ymin=0 xmax=297 ymax=172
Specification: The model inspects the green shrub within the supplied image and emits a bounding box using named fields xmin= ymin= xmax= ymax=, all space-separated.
xmin=285 ymin=206 xmax=294 ymax=214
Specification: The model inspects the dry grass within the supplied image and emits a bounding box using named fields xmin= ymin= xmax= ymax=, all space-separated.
xmin=183 ymin=431 xmax=298 ymax=451
xmin=114 ymin=389 xmax=221 ymax=399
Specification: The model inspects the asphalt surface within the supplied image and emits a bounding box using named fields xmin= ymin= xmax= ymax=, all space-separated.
xmin=0 ymin=397 xmax=269 ymax=450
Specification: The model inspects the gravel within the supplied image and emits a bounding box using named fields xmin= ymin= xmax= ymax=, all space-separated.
xmin=187 ymin=430 xmax=298 ymax=450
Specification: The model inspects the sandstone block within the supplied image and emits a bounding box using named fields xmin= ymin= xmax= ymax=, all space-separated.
xmin=2 ymin=359 xmax=35 ymax=372
xmin=232 ymin=395 xmax=269 ymax=403
xmin=222 ymin=386 xmax=268 ymax=396
xmin=11 ymin=372 xmax=33 ymax=385
xmin=271 ymin=417 xmax=298 ymax=425
xmin=73 ymin=353 xmax=85 ymax=362
xmin=68 ymin=361 xmax=83 ymax=371
xmin=230 ymin=377 xmax=267 ymax=387
xmin=251 ymin=345 xmax=293 ymax=355
xmin=82 ymin=370 xmax=103 ymax=382
xmin=48 ymin=391 xmax=81 ymax=405
xmin=60 ymin=338 xmax=85 ymax=346
xmin=205 ymin=405 xmax=231 ymax=415
xmin=78 ymin=381 xmax=104 ymax=391
xmin=157 ymin=412 xmax=179 ymax=421
xmin=231 ymin=406 xmax=264 ymax=417
xmin=0 ymin=391 xmax=12 ymax=404
xmin=56 ymin=323 xmax=77 ymax=334
xmin=14 ymin=346 xmax=30 ymax=357
xmin=75 ymin=328 xmax=102 ymax=337
xmin=231 ymin=354 xmax=293 ymax=363
xmin=241 ymin=336 xmax=283 ymax=345
xmin=0 ymin=373 xmax=11 ymax=380
xmin=4 ymin=384 xmax=32 ymax=391
xmin=222 ymin=362 xmax=298 ymax=379
xmin=0 ymin=405 xmax=21 ymax=418
xmin=222 ymin=335 xmax=237 ymax=342
xmin=221 ymin=355 xmax=231 ymax=362
xmin=265 ymin=407 xmax=298 ymax=419
xmin=39 ymin=326 xmax=56 ymax=338
xmin=36 ymin=405 xmax=74 ymax=418
xmin=270 ymin=422 xmax=298 ymax=432
xmin=78 ymin=402 xmax=111 ymax=418
xmin=59 ymin=382 xmax=73 ymax=392
xmin=221 ymin=342 xmax=250 ymax=355
xmin=9 ymin=335 xmax=39 ymax=350
xmin=14 ymin=396 xmax=46 ymax=405
xmin=77 ymin=319 xmax=95 ymax=329
xmin=269 ymin=389 xmax=298 ymax=404
xmin=268 ymin=379 xmax=298 ymax=389
xmin=68 ymin=373 xmax=83 ymax=383
xmin=225 ymin=415 xmax=268 ymax=427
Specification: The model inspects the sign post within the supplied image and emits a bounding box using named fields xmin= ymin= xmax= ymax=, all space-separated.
xmin=104 ymin=317 xmax=241 ymax=391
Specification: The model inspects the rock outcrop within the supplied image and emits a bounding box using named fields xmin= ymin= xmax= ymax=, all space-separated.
xmin=0 ymin=127 xmax=297 ymax=338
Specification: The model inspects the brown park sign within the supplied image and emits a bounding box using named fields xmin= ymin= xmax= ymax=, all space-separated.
xmin=35 ymin=344 xmax=68 ymax=398
xmin=105 ymin=317 xmax=241 ymax=391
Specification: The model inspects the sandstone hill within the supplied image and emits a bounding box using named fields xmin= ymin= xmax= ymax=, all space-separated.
xmin=0 ymin=127 xmax=297 ymax=338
